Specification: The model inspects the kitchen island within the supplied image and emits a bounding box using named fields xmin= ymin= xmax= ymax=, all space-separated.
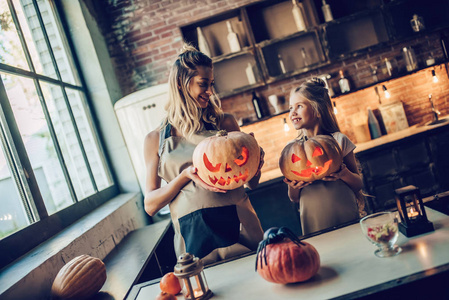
xmin=127 ymin=208 xmax=449 ymax=299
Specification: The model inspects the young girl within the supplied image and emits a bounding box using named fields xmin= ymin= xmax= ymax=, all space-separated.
xmin=143 ymin=45 xmax=264 ymax=265
xmin=284 ymin=78 xmax=365 ymax=235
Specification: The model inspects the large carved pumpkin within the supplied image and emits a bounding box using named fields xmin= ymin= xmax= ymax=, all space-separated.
xmin=51 ymin=254 xmax=107 ymax=300
xmin=279 ymin=135 xmax=342 ymax=182
xmin=192 ymin=130 xmax=260 ymax=190
xmin=256 ymin=227 xmax=320 ymax=284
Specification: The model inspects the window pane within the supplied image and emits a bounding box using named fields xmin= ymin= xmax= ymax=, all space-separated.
xmin=2 ymin=72 xmax=74 ymax=214
xmin=0 ymin=0 xmax=31 ymax=71
xmin=36 ymin=0 xmax=79 ymax=85
xmin=66 ymin=88 xmax=113 ymax=191
xmin=0 ymin=136 xmax=30 ymax=239
xmin=40 ymin=82 xmax=96 ymax=199
xmin=10 ymin=0 xmax=60 ymax=79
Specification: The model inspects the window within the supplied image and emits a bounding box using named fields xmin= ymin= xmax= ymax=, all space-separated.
xmin=0 ymin=0 xmax=116 ymax=267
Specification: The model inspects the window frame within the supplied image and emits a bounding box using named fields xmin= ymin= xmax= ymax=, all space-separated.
xmin=0 ymin=0 xmax=119 ymax=268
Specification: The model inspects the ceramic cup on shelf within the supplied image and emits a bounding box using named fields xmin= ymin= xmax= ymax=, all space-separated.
xmin=268 ymin=94 xmax=280 ymax=114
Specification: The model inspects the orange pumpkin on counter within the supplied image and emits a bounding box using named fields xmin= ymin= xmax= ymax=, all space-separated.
xmin=192 ymin=130 xmax=260 ymax=190
xmin=256 ymin=227 xmax=320 ymax=284
xmin=279 ymin=135 xmax=342 ymax=182
xmin=51 ymin=254 xmax=106 ymax=300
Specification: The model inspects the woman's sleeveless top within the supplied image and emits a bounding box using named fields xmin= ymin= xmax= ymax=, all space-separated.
xmin=158 ymin=123 xmax=263 ymax=265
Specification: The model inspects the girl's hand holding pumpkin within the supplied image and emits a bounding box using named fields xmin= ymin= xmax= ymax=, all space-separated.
xmin=283 ymin=178 xmax=312 ymax=190
xmin=186 ymin=166 xmax=227 ymax=193
xmin=321 ymin=163 xmax=347 ymax=181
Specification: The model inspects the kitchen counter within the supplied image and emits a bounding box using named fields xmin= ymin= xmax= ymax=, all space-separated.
xmin=128 ymin=208 xmax=449 ymax=299
xmin=259 ymin=117 xmax=449 ymax=184
xmin=354 ymin=117 xmax=449 ymax=153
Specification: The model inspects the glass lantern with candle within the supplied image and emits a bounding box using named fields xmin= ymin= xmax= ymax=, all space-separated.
xmin=173 ymin=253 xmax=212 ymax=300
xmin=395 ymin=185 xmax=434 ymax=237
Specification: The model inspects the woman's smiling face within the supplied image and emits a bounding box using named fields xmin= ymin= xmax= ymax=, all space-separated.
xmin=188 ymin=65 xmax=214 ymax=109
xmin=289 ymin=93 xmax=318 ymax=130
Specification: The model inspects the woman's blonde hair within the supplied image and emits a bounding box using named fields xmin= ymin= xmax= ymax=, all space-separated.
xmin=290 ymin=77 xmax=339 ymax=139
xmin=164 ymin=44 xmax=223 ymax=138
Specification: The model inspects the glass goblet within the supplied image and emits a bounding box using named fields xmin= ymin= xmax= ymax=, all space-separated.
xmin=360 ymin=211 xmax=402 ymax=258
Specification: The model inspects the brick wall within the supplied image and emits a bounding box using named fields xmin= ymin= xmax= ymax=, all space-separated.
xmin=95 ymin=0 xmax=257 ymax=95
xmin=93 ymin=0 xmax=449 ymax=176
xmin=241 ymin=63 xmax=449 ymax=176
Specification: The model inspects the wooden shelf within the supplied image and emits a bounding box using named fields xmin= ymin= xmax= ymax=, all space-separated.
xmin=179 ymin=0 xmax=449 ymax=98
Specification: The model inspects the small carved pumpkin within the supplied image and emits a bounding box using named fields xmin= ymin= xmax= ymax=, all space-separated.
xmin=279 ymin=135 xmax=342 ymax=182
xmin=51 ymin=254 xmax=107 ymax=300
xmin=256 ymin=227 xmax=320 ymax=284
xmin=192 ymin=130 xmax=260 ymax=190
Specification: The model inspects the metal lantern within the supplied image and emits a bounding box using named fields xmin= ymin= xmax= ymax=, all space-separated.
xmin=173 ymin=253 xmax=212 ymax=300
xmin=395 ymin=185 xmax=434 ymax=237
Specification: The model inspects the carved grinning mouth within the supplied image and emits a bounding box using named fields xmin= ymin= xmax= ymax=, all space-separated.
xmin=208 ymin=169 xmax=249 ymax=186
xmin=291 ymin=160 xmax=333 ymax=177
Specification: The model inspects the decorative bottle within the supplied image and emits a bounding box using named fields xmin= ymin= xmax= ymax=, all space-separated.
xmin=402 ymin=46 xmax=418 ymax=72
xmin=197 ymin=27 xmax=211 ymax=57
xmin=292 ymin=0 xmax=306 ymax=32
xmin=226 ymin=21 xmax=241 ymax=53
xmin=410 ymin=14 xmax=425 ymax=32
xmin=246 ymin=62 xmax=256 ymax=85
xmin=278 ymin=54 xmax=286 ymax=74
xmin=251 ymin=91 xmax=263 ymax=119
xmin=338 ymin=70 xmax=350 ymax=93
xmin=321 ymin=0 xmax=333 ymax=22
xmin=301 ymin=48 xmax=309 ymax=66
xmin=367 ymin=108 xmax=381 ymax=139
xmin=384 ymin=58 xmax=393 ymax=77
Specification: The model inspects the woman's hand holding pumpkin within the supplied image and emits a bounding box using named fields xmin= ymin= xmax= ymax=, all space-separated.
xmin=255 ymin=146 xmax=265 ymax=176
xmin=248 ymin=132 xmax=264 ymax=177
xmin=185 ymin=166 xmax=227 ymax=193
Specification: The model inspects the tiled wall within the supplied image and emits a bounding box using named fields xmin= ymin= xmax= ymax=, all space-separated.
xmin=93 ymin=0 xmax=449 ymax=175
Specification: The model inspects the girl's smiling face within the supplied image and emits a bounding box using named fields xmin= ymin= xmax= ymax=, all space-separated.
xmin=188 ymin=65 xmax=214 ymax=109
xmin=289 ymin=93 xmax=318 ymax=130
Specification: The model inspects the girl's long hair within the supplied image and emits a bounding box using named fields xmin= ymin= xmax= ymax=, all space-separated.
xmin=164 ymin=44 xmax=223 ymax=138
xmin=291 ymin=77 xmax=366 ymax=216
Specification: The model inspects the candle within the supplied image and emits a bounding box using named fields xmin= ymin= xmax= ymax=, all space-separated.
xmin=186 ymin=288 xmax=203 ymax=299
xmin=408 ymin=207 xmax=419 ymax=219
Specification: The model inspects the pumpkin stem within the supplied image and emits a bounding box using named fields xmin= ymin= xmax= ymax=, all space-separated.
xmin=216 ymin=130 xmax=228 ymax=137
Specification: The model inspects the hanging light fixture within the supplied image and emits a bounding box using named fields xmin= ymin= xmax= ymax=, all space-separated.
xmin=432 ymin=69 xmax=439 ymax=83
xmin=382 ymin=85 xmax=391 ymax=99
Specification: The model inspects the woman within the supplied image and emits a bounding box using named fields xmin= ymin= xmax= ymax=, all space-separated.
xmin=284 ymin=77 xmax=365 ymax=235
xmin=144 ymin=45 xmax=264 ymax=265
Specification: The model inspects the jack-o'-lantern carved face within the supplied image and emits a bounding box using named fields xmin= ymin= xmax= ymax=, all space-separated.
xmin=193 ymin=130 xmax=260 ymax=190
xmin=279 ymin=135 xmax=342 ymax=182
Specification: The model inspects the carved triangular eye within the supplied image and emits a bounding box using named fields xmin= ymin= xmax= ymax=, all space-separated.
xmin=234 ymin=147 xmax=249 ymax=166
xmin=312 ymin=146 xmax=323 ymax=157
xmin=203 ymin=153 xmax=221 ymax=172
xmin=292 ymin=153 xmax=301 ymax=163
